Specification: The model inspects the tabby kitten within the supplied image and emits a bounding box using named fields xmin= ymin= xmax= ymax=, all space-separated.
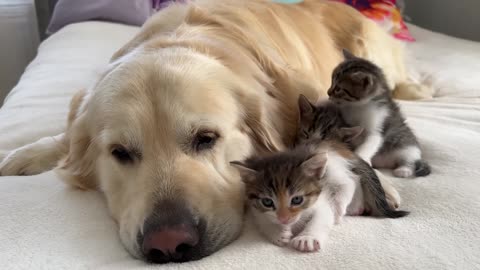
xmin=327 ymin=49 xmax=431 ymax=178
xmin=231 ymin=144 xmax=355 ymax=252
xmin=297 ymin=94 xmax=409 ymax=218
xmin=296 ymin=95 xmax=364 ymax=150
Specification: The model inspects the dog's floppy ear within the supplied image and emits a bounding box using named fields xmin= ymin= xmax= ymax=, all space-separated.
xmin=55 ymin=89 xmax=97 ymax=190
xmin=237 ymin=93 xmax=283 ymax=153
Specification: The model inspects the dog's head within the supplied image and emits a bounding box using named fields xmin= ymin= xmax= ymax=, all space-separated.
xmin=56 ymin=46 xmax=281 ymax=263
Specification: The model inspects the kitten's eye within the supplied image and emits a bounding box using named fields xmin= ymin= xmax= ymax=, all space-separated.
xmin=193 ymin=130 xmax=219 ymax=151
xmin=261 ymin=198 xmax=275 ymax=208
xmin=291 ymin=196 xmax=304 ymax=206
xmin=111 ymin=145 xmax=133 ymax=164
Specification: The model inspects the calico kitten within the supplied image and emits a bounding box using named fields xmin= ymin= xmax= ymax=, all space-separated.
xmin=231 ymin=138 xmax=408 ymax=252
xmin=231 ymin=144 xmax=354 ymax=252
xmin=327 ymin=49 xmax=431 ymax=178
xmin=297 ymin=94 xmax=409 ymax=218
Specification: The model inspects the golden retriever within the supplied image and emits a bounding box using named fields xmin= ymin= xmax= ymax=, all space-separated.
xmin=0 ymin=0 xmax=426 ymax=263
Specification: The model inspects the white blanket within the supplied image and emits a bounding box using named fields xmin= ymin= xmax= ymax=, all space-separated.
xmin=0 ymin=22 xmax=479 ymax=269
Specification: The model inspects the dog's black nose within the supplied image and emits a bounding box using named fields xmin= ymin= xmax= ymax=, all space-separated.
xmin=139 ymin=200 xmax=203 ymax=263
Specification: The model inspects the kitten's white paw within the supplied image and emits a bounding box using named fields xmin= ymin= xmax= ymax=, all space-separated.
xmin=333 ymin=206 xmax=346 ymax=224
xmin=393 ymin=166 xmax=414 ymax=178
xmin=334 ymin=215 xmax=343 ymax=225
xmin=270 ymin=229 xmax=292 ymax=246
xmin=280 ymin=229 xmax=293 ymax=245
xmin=290 ymin=234 xmax=323 ymax=252
xmin=347 ymin=207 xmax=365 ymax=216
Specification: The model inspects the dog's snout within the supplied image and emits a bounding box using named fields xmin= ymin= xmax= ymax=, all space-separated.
xmin=140 ymin=200 xmax=205 ymax=263
xmin=142 ymin=224 xmax=199 ymax=263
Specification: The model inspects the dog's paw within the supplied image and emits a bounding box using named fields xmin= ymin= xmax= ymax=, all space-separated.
xmin=0 ymin=141 xmax=60 ymax=176
xmin=1 ymin=149 xmax=41 ymax=176
xmin=290 ymin=234 xmax=323 ymax=252
xmin=393 ymin=82 xmax=434 ymax=101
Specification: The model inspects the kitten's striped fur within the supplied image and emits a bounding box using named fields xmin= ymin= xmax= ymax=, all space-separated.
xmin=328 ymin=49 xmax=431 ymax=178
xmin=297 ymin=95 xmax=409 ymax=218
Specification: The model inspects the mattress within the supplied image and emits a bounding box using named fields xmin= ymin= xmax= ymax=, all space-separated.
xmin=0 ymin=22 xmax=479 ymax=269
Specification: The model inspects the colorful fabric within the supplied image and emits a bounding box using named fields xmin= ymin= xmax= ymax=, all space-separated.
xmin=332 ymin=0 xmax=415 ymax=42
xmin=47 ymin=0 xmax=413 ymax=42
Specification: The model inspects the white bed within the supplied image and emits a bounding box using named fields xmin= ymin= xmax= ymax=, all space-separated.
xmin=0 ymin=22 xmax=479 ymax=269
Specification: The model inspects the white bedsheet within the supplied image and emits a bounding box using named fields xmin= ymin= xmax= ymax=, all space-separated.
xmin=0 ymin=22 xmax=479 ymax=269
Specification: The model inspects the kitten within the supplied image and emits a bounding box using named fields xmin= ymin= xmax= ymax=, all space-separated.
xmin=327 ymin=49 xmax=431 ymax=178
xmin=297 ymin=94 xmax=409 ymax=218
xmin=231 ymin=139 xmax=408 ymax=252
xmin=296 ymin=95 xmax=364 ymax=150
xmin=231 ymin=144 xmax=354 ymax=252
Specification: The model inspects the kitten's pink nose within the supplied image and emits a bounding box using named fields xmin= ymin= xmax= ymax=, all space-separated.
xmin=278 ymin=216 xmax=291 ymax=225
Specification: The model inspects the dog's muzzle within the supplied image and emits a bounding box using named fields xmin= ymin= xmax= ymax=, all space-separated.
xmin=138 ymin=200 xmax=207 ymax=263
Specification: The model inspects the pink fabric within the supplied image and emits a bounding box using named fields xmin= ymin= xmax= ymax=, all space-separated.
xmin=332 ymin=0 xmax=415 ymax=42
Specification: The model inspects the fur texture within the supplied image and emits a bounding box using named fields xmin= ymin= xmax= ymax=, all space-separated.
xmin=0 ymin=0 xmax=422 ymax=262
xmin=296 ymin=96 xmax=408 ymax=217
xmin=231 ymin=148 xmax=326 ymax=250
xmin=329 ymin=50 xmax=431 ymax=178
xmin=232 ymin=142 xmax=358 ymax=252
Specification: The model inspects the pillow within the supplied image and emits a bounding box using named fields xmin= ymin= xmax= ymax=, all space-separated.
xmin=333 ymin=0 xmax=415 ymax=42
xmin=47 ymin=0 xmax=176 ymax=34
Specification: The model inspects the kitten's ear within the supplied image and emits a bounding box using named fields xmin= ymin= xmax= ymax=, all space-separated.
xmin=351 ymin=72 xmax=373 ymax=89
xmin=338 ymin=126 xmax=364 ymax=143
xmin=342 ymin=49 xmax=356 ymax=60
xmin=230 ymin=161 xmax=257 ymax=183
xmin=298 ymin=94 xmax=315 ymax=120
xmin=301 ymin=152 xmax=328 ymax=179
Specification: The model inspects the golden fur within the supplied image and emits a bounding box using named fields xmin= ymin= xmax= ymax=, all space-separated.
xmin=0 ymin=0 xmax=415 ymax=261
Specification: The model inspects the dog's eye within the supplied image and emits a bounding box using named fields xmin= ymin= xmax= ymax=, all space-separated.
xmin=193 ymin=131 xmax=218 ymax=151
xmin=111 ymin=145 xmax=133 ymax=163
